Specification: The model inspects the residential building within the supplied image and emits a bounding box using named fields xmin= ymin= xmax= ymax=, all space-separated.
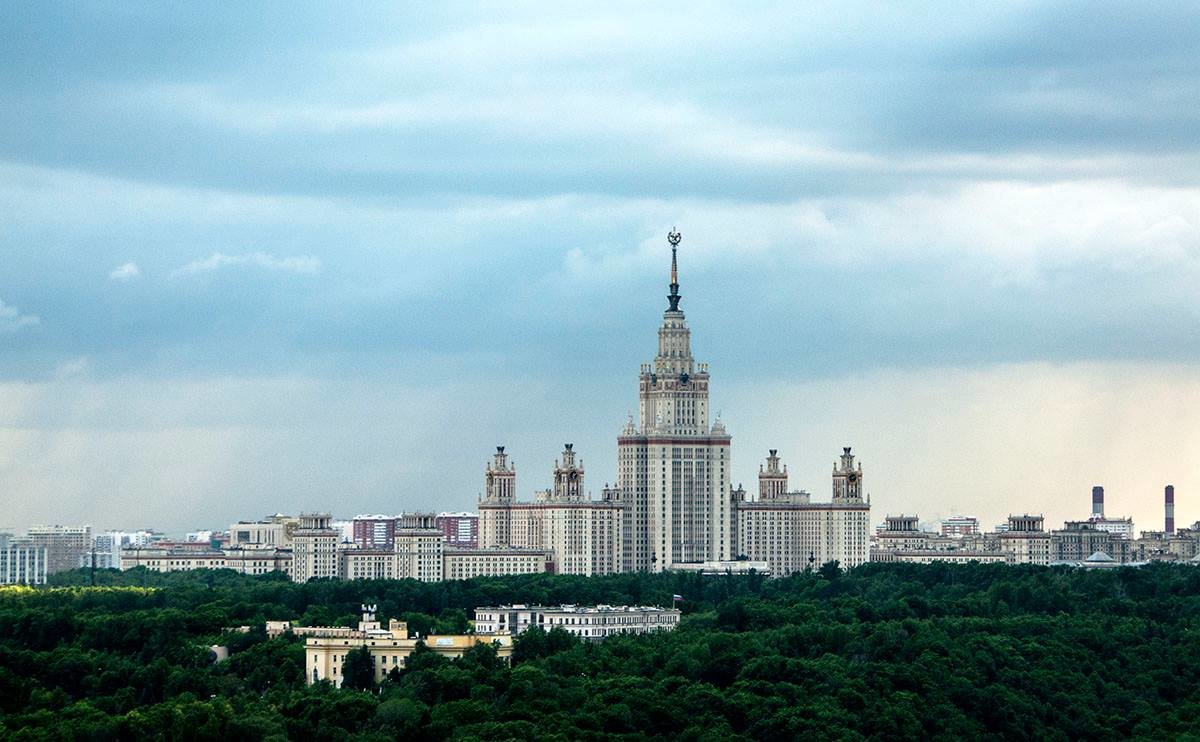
xmin=870 ymin=550 xmax=1007 ymax=565
xmin=27 ymin=524 xmax=91 ymax=575
xmin=436 ymin=512 xmax=479 ymax=548
xmin=474 ymin=604 xmax=681 ymax=640
xmin=941 ymin=516 xmax=980 ymax=538
xmin=352 ymin=515 xmax=396 ymax=549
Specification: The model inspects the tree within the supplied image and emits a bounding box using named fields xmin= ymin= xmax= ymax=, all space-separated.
xmin=339 ymin=646 xmax=375 ymax=691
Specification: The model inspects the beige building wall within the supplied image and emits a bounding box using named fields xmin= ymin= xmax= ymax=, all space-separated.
xmin=442 ymin=548 xmax=550 ymax=580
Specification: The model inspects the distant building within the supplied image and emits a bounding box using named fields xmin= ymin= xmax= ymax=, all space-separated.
xmin=120 ymin=545 xmax=292 ymax=575
xmin=436 ymin=512 xmax=479 ymax=548
xmin=872 ymin=513 xmax=1005 ymax=563
xmin=479 ymin=445 xmax=624 ymax=576
xmin=352 ymin=515 xmax=396 ymax=549
xmin=473 ymin=604 xmax=681 ymax=641
xmin=228 ymin=515 xmax=299 ymax=548
xmin=304 ymin=605 xmax=512 ymax=687
xmin=442 ymin=547 xmax=552 ymax=580
xmin=941 ymin=516 xmax=980 ymax=538
xmin=27 ymin=524 xmax=91 ymax=575
xmin=871 ymin=550 xmax=1006 ymax=565
xmin=668 ymin=559 xmax=770 ymax=576
xmin=0 ymin=533 xmax=48 ymax=585
xmin=1087 ymin=517 xmax=1134 ymax=539
xmin=874 ymin=515 xmax=933 ymax=552
xmin=733 ymin=448 xmax=871 ymax=575
xmin=1051 ymin=521 xmax=1131 ymax=564
xmin=998 ymin=515 xmax=1051 ymax=565
xmin=615 ymin=239 xmax=732 ymax=572
xmin=292 ymin=513 xmax=340 ymax=582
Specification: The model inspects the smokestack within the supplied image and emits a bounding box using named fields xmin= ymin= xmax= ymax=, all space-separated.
xmin=1092 ymin=485 xmax=1104 ymax=519
xmin=1165 ymin=485 xmax=1175 ymax=534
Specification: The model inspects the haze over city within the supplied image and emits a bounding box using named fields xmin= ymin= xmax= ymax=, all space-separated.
xmin=2 ymin=2 xmax=1199 ymax=535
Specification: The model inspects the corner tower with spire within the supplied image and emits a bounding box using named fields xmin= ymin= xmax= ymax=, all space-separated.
xmin=617 ymin=230 xmax=732 ymax=572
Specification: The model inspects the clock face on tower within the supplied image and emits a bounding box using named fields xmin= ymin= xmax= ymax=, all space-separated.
xmin=569 ymin=471 xmax=578 ymax=481
xmin=848 ymin=473 xmax=858 ymax=483
xmin=679 ymin=372 xmax=689 ymax=384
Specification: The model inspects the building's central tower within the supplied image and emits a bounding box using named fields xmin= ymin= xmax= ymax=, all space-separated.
xmin=617 ymin=231 xmax=732 ymax=571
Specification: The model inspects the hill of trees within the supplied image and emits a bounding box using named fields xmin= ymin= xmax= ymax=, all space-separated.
xmin=1 ymin=562 xmax=1198 ymax=739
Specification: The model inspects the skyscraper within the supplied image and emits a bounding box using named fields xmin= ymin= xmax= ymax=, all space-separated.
xmin=617 ymin=231 xmax=732 ymax=571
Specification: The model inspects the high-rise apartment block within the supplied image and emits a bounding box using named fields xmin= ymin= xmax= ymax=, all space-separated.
xmin=436 ymin=512 xmax=479 ymax=548
xmin=27 ymin=524 xmax=91 ymax=575
xmin=941 ymin=516 xmax=980 ymax=538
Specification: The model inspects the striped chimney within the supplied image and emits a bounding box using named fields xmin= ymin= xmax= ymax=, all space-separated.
xmin=1091 ymin=485 xmax=1104 ymax=519
xmin=1165 ymin=485 xmax=1175 ymax=534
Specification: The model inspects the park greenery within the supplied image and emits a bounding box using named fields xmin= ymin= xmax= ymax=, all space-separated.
xmin=0 ymin=562 xmax=1198 ymax=739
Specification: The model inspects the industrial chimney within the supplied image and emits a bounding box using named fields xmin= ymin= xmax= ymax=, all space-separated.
xmin=1092 ymin=485 xmax=1104 ymax=519
xmin=1165 ymin=485 xmax=1175 ymax=534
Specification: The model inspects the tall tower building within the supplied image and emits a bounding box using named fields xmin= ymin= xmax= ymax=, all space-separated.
xmin=477 ymin=444 xmax=623 ymax=575
xmin=479 ymin=446 xmax=516 ymax=547
xmin=832 ymin=447 xmax=864 ymax=504
xmin=617 ymin=231 xmax=732 ymax=571
xmin=759 ymin=449 xmax=788 ymax=501
xmin=551 ymin=443 xmax=585 ymax=502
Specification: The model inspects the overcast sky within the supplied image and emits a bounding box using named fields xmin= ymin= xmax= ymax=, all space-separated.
xmin=2 ymin=2 xmax=1199 ymax=535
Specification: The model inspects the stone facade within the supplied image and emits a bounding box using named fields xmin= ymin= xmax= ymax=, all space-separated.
xmin=734 ymin=449 xmax=871 ymax=575
xmin=617 ymin=239 xmax=731 ymax=572
xmin=479 ymin=445 xmax=623 ymax=576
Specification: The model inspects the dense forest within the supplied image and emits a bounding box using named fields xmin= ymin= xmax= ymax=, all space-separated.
xmin=1 ymin=562 xmax=1199 ymax=740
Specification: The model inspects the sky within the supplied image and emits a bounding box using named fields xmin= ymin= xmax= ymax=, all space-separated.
xmin=1 ymin=2 xmax=1199 ymax=535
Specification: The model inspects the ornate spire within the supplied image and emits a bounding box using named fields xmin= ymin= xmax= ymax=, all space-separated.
xmin=667 ymin=229 xmax=682 ymax=311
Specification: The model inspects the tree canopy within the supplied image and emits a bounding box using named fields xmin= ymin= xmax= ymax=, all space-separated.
xmin=2 ymin=562 xmax=1199 ymax=739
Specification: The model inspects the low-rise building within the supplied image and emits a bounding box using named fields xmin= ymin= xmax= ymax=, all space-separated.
xmin=1051 ymin=521 xmax=1131 ymax=564
xmin=870 ymin=549 xmax=1007 ymax=565
xmin=120 ymin=545 xmax=292 ymax=575
xmin=443 ymin=547 xmax=552 ymax=580
xmin=474 ymin=604 xmax=681 ymax=641
xmin=228 ymin=515 xmax=299 ymax=548
xmin=668 ymin=559 xmax=771 ymax=576
xmin=304 ymin=605 xmax=512 ymax=687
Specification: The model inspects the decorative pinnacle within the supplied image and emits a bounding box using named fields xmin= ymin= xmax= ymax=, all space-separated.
xmin=667 ymin=228 xmax=682 ymax=311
